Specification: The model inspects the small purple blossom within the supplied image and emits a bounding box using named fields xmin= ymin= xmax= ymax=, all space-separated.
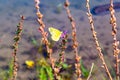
xmin=61 ymin=30 xmax=68 ymax=38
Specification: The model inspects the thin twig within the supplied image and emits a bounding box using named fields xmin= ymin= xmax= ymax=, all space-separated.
xmin=87 ymin=63 xmax=94 ymax=80
xmin=34 ymin=0 xmax=60 ymax=79
xmin=59 ymin=35 xmax=68 ymax=64
xmin=64 ymin=0 xmax=82 ymax=80
xmin=109 ymin=0 xmax=120 ymax=80
xmin=12 ymin=15 xmax=25 ymax=80
xmin=86 ymin=0 xmax=113 ymax=80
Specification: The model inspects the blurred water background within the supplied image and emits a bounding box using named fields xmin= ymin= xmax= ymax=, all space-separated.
xmin=0 ymin=0 xmax=120 ymax=79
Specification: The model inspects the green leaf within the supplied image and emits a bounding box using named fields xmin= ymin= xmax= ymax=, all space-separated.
xmin=46 ymin=66 xmax=54 ymax=80
xmin=16 ymin=29 xmax=21 ymax=34
xmin=80 ymin=60 xmax=89 ymax=78
xmin=31 ymin=37 xmax=37 ymax=46
xmin=62 ymin=63 xmax=69 ymax=69
xmin=14 ymin=36 xmax=19 ymax=42
xmin=40 ymin=67 xmax=47 ymax=80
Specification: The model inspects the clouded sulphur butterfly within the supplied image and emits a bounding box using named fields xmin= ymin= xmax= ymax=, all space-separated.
xmin=48 ymin=27 xmax=62 ymax=41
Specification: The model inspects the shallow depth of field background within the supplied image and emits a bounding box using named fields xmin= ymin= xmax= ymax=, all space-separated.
xmin=0 ymin=0 xmax=120 ymax=79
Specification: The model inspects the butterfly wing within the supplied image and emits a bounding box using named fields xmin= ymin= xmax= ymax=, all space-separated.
xmin=48 ymin=27 xmax=62 ymax=41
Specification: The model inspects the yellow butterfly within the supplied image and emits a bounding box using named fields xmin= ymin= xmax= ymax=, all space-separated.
xmin=25 ymin=60 xmax=35 ymax=69
xmin=48 ymin=27 xmax=62 ymax=41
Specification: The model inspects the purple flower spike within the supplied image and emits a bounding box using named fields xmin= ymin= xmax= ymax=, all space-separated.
xmin=61 ymin=30 xmax=68 ymax=38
